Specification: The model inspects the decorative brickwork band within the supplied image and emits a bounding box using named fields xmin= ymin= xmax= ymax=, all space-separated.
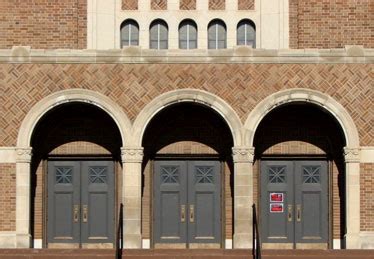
xmin=151 ymin=0 xmax=167 ymax=10
xmin=180 ymin=0 xmax=196 ymax=10
xmin=343 ymin=147 xmax=360 ymax=163
xmin=209 ymin=0 xmax=225 ymax=10
xmin=238 ymin=0 xmax=255 ymax=10
xmin=15 ymin=147 xmax=32 ymax=163
xmin=122 ymin=0 xmax=138 ymax=10
xmin=121 ymin=147 xmax=144 ymax=163
xmin=232 ymin=147 xmax=255 ymax=163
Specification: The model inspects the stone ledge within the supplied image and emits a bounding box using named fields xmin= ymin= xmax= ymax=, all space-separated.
xmin=0 ymin=46 xmax=372 ymax=64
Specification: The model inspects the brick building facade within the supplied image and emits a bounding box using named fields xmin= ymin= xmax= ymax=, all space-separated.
xmin=0 ymin=0 xmax=372 ymax=251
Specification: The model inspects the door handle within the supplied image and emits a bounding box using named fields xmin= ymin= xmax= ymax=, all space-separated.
xmin=83 ymin=205 xmax=88 ymax=223
xmin=73 ymin=205 xmax=79 ymax=223
xmin=296 ymin=204 xmax=301 ymax=222
xmin=189 ymin=205 xmax=195 ymax=223
xmin=287 ymin=205 xmax=293 ymax=222
xmin=181 ymin=205 xmax=186 ymax=222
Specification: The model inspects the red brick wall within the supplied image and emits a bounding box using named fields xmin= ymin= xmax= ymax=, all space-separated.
xmin=289 ymin=0 xmax=374 ymax=49
xmin=0 ymin=0 xmax=87 ymax=49
xmin=361 ymin=163 xmax=374 ymax=231
xmin=0 ymin=164 xmax=16 ymax=231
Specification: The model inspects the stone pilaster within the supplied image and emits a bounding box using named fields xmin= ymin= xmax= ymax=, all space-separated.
xmin=15 ymin=147 xmax=32 ymax=248
xmin=343 ymin=147 xmax=361 ymax=249
xmin=121 ymin=147 xmax=143 ymax=248
xmin=232 ymin=146 xmax=254 ymax=248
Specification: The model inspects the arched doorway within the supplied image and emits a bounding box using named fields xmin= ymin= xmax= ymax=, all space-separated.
xmin=253 ymin=103 xmax=346 ymax=249
xmin=141 ymin=103 xmax=234 ymax=248
xmin=30 ymin=102 xmax=123 ymax=248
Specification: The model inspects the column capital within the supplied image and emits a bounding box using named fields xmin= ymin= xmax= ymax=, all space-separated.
xmin=15 ymin=147 xmax=32 ymax=163
xmin=121 ymin=147 xmax=144 ymax=163
xmin=343 ymin=147 xmax=360 ymax=163
xmin=232 ymin=146 xmax=255 ymax=163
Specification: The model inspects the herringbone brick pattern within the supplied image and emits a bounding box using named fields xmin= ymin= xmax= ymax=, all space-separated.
xmin=0 ymin=63 xmax=372 ymax=146
xmin=361 ymin=163 xmax=374 ymax=231
xmin=0 ymin=164 xmax=16 ymax=231
xmin=238 ymin=0 xmax=255 ymax=10
xmin=151 ymin=0 xmax=167 ymax=10
xmin=122 ymin=0 xmax=138 ymax=10
xmin=209 ymin=0 xmax=225 ymax=10
xmin=180 ymin=0 xmax=196 ymax=10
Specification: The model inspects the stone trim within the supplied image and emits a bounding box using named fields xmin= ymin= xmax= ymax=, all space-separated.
xmin=344 ymin=147 xmax=361 ymax=163
xmin=121 ymin=147 xmax=144 ymax=163
xmin=0 ymin=46 xmax=372 ymax=64
xmin=17 ymin=89 xmax=132 ymax=147
xmin=15 ymin=148 xmax=32 ymax=163
xmin=132 ymin=89 xmax=243 ymax=147
xmin=232 ymin=147 xmax=255 ymax=163
xmin=244 ymin=88 xmax=360 ymax=148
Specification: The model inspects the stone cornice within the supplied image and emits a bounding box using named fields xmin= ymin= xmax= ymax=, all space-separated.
xmin=0 ymin=46 xmax=372 ymax=64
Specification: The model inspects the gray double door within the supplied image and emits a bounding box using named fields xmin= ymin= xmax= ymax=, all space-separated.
xmin=260 ymin=160 xmax=328 ymax=248
xmin=47 ymin=160 xmax=114 ymax=247
xmin=154 ymin=160 xmax=221 ymax=248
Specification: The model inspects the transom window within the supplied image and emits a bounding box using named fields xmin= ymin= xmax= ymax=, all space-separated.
xmin=208 ymin=19 xmax=226 ymax=49
xmin=179 ymin=19 xmax=198 ymax=49
xmin=120 ymin=19 xmax=139 ymax=47
xmin=150 ymin=19 xmax=168 ymax=49
xmin=237 ymin=19 xmax=256 ymax=47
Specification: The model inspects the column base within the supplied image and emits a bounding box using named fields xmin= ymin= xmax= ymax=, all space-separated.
xmin=345 ymin=232 xmax=360 ymax=249
xmin=16 ymin=233 xmax=32 ymax=248
xmin=0 ymin=232 xmax=17 ymax=248
xmin=124 ymin=234 xmax=142 ymax=248
xmin=233 ymin=233 xmax=252 ymax=249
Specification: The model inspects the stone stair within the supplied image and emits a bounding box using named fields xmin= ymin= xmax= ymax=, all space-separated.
xmin=0 ymin=249 xmax=373 ymax=259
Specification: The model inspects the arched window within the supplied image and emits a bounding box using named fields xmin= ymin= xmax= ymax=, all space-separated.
xmin=179 ymin=20 xmax=198 ymax=49
xmin=120 ymin=19 xmax=139 ymax=47
xmin=208 ymin=19 xmax=226 ymax=49
xmin=150 ymin=19 xmax=168 ymax=49
xmin=237 ymin=19 xmax=256 ymax=48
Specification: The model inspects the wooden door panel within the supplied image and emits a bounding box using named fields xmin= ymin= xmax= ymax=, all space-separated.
xmin=188 ymin=161 xmax=221 ymax=245
xmin=81 ymin=161 xmax=115 ymax=244
xmin=260 ymin=161 xmax=294 ymax=244
xmin=47 ymin=161 xmax=80 ymax=244
xmin=154 ymin=161 xmax=187 ymax=244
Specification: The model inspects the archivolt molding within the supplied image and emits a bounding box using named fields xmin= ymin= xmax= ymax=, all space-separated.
xmin=17 ymin=89 xmax=132 ymax=148
xmin=244 ymin=88 xmax=360 ymax=148
xmin=131 ymin=89 xmax=243 ymax=147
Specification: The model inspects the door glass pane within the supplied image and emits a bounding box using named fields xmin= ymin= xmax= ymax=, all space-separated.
xmin=89 ymin=166 xmax=107 ymax=184
xmin=161 ymin=166 xmax=179 ymax=183
xmin=55 ymin=167 xmax=73 ymax=184
xmin=268 ymin=166 xmax=286 ymax=183
xmin=302 ymin=166 xmax=321 ymax=183
xmin=195 ymin=166 xmax=214 ymax=184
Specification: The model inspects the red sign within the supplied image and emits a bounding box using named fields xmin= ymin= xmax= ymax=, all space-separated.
xmin=270 ymin=203 xmax=284 ymax=213
xmin=270 ymin=193 xmax=284 ymax=202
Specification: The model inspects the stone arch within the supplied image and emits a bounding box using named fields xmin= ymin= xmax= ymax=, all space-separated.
xmin=132 ymin=89 xmax=243 ymax=147
xmin=17 ymin=89 xmax=132 ymax=147
xmin=244 ymin=88 xmax=359 ymax=148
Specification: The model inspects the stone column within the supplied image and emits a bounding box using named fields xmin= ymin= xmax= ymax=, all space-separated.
xmin=15 ymin=147 xmax=32 ymax=248
xmin=232 ymin=146 xmax=255 ymax=248
xmin=121 ymin=147 xmax=144 ymax=248
xmin=343 ymin=147 xmax=361 ymax=249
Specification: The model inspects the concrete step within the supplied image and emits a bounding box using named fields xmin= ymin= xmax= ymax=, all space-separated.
xmin=0 ymin=249 xmax=373 ymax=259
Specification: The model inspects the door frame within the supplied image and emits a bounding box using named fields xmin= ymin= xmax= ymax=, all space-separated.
xmin=43 ymin=156 xmax=118 ymax=249
xmin=258 ymin=155 xmax=332 ymax=249
xmin=150 ymin=155 xmax=225 ymax=249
